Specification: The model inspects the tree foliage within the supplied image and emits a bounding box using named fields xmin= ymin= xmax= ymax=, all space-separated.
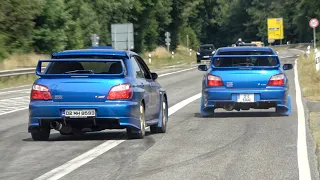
xmin=0 ymin=0 xmax=320 ymax=60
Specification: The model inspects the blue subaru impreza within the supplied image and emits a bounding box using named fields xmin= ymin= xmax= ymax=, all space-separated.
xmin=28 ymin=49 xmax=168 ymax=140
xmin=198 ymin=47 xmax=293 ymax=117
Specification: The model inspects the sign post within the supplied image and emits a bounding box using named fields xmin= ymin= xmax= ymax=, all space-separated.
xmin=165 ymin=32 xmax=171 ymax=53
xmin=267 ymin=18 xmax=284 ymax=45
xmin=309 ymin=18 xmax=319 ymax=50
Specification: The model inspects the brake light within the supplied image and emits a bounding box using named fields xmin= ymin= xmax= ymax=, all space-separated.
xmin=208 ymin=75 xmax=223 ymax=86
xmin=268 ymin=74 xmax=285 ymax=86
xmin=107 ymin=84 xmax=132 ymax=100
xmin=31 ymin=84 xmax=52 ymax=100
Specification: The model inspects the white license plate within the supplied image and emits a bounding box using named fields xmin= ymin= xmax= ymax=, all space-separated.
xmin=63 ymin=109 xmax=96 ymax=118
xmin=237 ymin=94 xmax=254 ymax=103
xmin=203 ymin=56 xmax=210 ymax=58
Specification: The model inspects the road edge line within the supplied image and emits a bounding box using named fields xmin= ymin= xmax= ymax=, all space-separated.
xmin=295 ymin=59 xmax=312 ymax=180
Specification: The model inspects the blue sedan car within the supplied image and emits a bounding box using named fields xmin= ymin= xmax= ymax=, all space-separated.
xmin=28 ymin=49 xmax=168 ymax=140
xmin=198 ymin=47 xmax=293 ymax=117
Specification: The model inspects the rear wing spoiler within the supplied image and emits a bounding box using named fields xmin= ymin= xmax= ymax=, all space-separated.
xmin=210 ymin=55 xmax=280 ymax=69
xmin=36 ymin=59 xmax=127 ymax=77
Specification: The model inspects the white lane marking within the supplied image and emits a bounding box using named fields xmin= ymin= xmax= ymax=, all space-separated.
xmin=0 ymin=107 xmax=28 ymax=116
xmin=34 ymin=93 xmax=202 ymax=180
xmin=158 ymin=67 xmax=196 ymax=77
xmin=294 ymin=59 xmax=312 ymax=180
xmin=168 ymin=93 xmax=201 ymax=116
xmin=0 ymin=88 xmax=30 ymax=95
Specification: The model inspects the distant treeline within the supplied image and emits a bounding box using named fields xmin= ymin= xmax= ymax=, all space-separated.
xmin=0 ymin=0 xmax=319 ymax=60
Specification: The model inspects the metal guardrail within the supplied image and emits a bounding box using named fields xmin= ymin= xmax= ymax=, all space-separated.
xmin=0 ymin=67 xmax=46 ymax=78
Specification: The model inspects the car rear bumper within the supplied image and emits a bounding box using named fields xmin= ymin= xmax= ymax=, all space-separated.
xmin=28 ymin=101 xmax=141 ymax=131
xmin=202 ymin=87 xmax=289 ymax=109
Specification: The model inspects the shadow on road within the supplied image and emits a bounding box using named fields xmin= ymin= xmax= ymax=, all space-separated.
xmin=194 ymin=111 xmax=283 ymax=118
xmin=22 ymin=131 xmax=154 ymax=142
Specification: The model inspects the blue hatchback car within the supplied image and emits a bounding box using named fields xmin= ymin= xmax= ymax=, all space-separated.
xmin=198 ymin=47 xmax=293 ymax=117
xmin=28 ymin=49 xmax=168 ymax=140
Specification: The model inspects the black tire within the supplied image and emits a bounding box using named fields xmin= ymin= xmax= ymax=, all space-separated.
xmin=127 ymin=103 xmax=145 ymax=139
xmin=151 ymin=96 xmax=168 ymax=133
xmin=31 ymin=128 xmax=50 ymax=141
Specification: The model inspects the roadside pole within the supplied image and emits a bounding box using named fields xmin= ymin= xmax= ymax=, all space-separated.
xmin=309 ymin=18 xmax=319 ymax=50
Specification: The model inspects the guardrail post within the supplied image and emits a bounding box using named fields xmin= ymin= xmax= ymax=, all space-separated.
xmin=171 ymin=51 xmax=174 ymax=58
xmin=189 ymin=49 xmax=192 ymax=56
xmin=148 ymin=54 xmax=151 ymax=64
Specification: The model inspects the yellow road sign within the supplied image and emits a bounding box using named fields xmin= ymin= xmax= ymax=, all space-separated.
xmin=267 ymin=18 xmax=284 ymax=40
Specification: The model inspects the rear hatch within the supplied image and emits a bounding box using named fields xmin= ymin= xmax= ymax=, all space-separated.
xmin=34 ymin=58 xmax=127 ymax=102
xmin=210 ymin=55 xmax=281 ymax=89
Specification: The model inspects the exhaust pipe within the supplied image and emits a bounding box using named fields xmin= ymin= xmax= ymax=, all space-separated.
xmin=224 ymin=104 xmax=234 ymax=111
xmin=50 ymin=121 xmax=72 ymax=134
xmin=50 ymin=121 xmax=63 ymax=131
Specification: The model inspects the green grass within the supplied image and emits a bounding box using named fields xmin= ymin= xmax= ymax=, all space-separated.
xmin=309 ymin=112 xmax=320 ymax=168
xmin=0 ymin=74 xmax=37 ymax=89
xmin=297 ymin=52 xmax=320 ymax=101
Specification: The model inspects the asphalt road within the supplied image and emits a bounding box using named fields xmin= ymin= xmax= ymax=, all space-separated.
xmin=0 ymin=49 xmax=319 ymax=180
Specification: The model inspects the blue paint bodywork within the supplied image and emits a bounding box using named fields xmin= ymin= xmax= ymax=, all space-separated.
xmin=28 ymin=49 xmax=167 ymax=133
xmin=198 ymin=47 xmax=292 ymax=116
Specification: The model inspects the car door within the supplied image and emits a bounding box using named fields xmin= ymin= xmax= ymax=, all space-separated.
xmin=131 ymin=56 xmax=153 ymax=120
xmin=134 ymin=56 xmax=160 ymax=119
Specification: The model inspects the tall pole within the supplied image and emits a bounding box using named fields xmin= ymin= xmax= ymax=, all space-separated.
xmin=187 ymin=35 xmax=189 ymax=50
xmin=314 ymin=27 xmax=317 ymax=50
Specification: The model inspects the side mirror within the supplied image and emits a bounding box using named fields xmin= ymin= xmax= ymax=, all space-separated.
xmin=283 ymin=64 xmax=293 ymax=70
xmin=198 ymin=64 xmax=208 ymax=71
xmin=151 ymin=72 xmax=158 ymax=80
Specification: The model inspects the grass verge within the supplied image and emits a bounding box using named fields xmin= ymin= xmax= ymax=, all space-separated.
xmin=141 ymin=46 xmax=196 ymax=70
xmin=298 ymin=52 xmax=320 ymax=101
xmin=0 ymin=74 xmax=37 ymax=89
xmin=310 ymin=112 xmax=320 ymax=168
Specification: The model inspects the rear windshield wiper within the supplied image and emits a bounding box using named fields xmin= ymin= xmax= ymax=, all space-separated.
xmin=64 ymin=70 xmax=95 ymax=74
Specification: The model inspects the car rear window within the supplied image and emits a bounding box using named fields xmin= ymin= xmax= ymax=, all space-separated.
xmin=217 ymin=51 xmax=273 ymax=55
xmin=46 ymin=60 xmax=124 ymax=74
xmin=213 ymin=57 xmax=279 ymax=67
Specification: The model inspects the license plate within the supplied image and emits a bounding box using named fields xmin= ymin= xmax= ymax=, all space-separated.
xmin=237 ymin=94 xmax=254 ymax=103
xmin=203 ymin=56 xmax=210 ymax=58
xmin=63 ymin=109 xmax=96 ymax=118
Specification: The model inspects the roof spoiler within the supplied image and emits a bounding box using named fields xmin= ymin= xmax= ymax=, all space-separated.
xmin=36 ymin=59 xmax=126 ymax=77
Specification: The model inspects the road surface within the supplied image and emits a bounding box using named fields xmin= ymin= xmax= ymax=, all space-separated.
xmin=0 ymin=49 xmax=318 ymax=180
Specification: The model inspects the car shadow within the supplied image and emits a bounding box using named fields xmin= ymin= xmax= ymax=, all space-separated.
xmin=194 ymin=111 xmax=283 ymax=118
xmin=22 ymin=130 xmax=154 ymax=142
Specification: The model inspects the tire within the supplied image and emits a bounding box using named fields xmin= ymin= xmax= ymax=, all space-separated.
xmin=200 ymin=95 xmax=214 ymax=117
xmin=60 ymin=132 xmax=73 ymax=136
xmin=127 ymin=103 xmax=146 ymax=139
xmin=31 ymin=128 xmax=50 ymax=141
xmin=151 ymin=96 xmax=168 ymax=133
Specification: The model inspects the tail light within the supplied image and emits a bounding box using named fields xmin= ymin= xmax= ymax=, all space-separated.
xmin=208 ymin=75 xmax=223 ymax=86
xmin=268 ymin=74 xmax=285 ymax=86
xmin=107 ymin=84 xmax=132 ymax=100
xmin=31 ymin=84 xmax=52 ymax=100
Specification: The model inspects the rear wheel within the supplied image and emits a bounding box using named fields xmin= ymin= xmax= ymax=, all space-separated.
xmin=151 ymin=97 xmax=168 ymax=133
xmin=127 ymin=103 xmax=145 ymax=139
xmin=31 ymin=128 xmax=50 ymax=141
